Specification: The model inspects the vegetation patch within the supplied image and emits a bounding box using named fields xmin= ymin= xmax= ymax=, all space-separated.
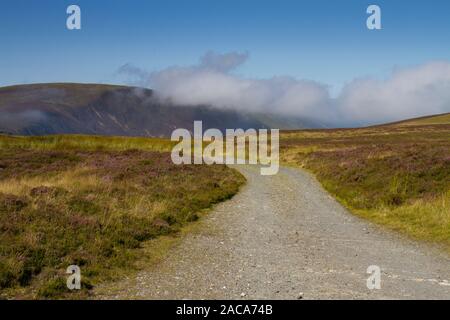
xmin=281 ymin=122 xmax=450 ymax=251
xmin=0 ymin=136 xmax=244 ymax=299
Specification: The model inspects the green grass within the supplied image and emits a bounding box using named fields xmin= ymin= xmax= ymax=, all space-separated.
xmin=395 ymin=113 xmax=450 ymax=126
xmin=0 ymin=135 xmax=245 ymax=299
xmin=281 ymin=121 xmax=450 ymax=252
xmin=0 ymin=134 xmax=175 ymax=152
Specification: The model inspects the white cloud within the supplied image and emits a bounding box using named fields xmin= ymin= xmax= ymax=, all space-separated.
xmin=336 ymin=61 xmax=450 ymax=125
xmin=118 ymin=52 xmax=450 ymax=126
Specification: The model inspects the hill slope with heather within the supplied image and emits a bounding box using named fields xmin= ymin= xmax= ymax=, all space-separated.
xmin=280 ymin=113 xmax=450 ymax=250
xmin=0 ymin=134 xmax=245 ymax=298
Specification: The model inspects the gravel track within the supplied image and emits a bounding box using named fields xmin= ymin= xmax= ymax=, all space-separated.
xmin=97 ymin=165 xmax=450 ymax=299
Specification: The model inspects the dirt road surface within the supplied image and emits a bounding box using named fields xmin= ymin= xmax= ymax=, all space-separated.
xmin=96 ymin=166 xmax=450 ymax=299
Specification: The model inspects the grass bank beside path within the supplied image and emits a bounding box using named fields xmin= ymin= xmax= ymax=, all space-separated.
xmin=0 ymin=135 xmax=245 ymax=299
xmin=280 ymin=121 xmax=450 ymax=253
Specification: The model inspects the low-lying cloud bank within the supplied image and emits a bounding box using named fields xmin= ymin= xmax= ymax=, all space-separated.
xmin=118 ymin=52 xmax=450 ymax=127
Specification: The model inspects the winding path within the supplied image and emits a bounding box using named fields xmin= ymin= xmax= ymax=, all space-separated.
xmin=97 ymin=166 xmax=450 ymax=299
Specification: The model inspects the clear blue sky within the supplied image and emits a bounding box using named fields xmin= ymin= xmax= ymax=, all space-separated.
xmin=1 ymin=0 xmax=449 ymax=92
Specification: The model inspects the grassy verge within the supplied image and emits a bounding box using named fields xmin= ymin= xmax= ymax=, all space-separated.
xmin=0 ymin=135 xmax=245 ymax=299
xmin=0 ymin=134 xmax=175 ymax=152
xmin=280 ymin=123 xmax=450 ymax=252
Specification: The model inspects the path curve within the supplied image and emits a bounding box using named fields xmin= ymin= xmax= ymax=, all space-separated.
xmin=97 ymin=166 xmax=450 ymax=299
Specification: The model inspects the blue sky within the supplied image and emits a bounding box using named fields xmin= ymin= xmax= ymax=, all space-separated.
xmin=1 ymin=0 xmax=449 ymax=92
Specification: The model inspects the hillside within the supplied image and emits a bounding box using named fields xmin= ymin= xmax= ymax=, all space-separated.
xmin=0 ymin=83 xmax=322 ymax=137
xmin=387 ymin=112 xmax=450 ymax=127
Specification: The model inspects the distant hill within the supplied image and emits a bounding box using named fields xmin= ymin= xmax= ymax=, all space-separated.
xmin=381 ymin=112 xmax=450 ymax=127
xmin=0 ymin=83 xmax=325 ymax=137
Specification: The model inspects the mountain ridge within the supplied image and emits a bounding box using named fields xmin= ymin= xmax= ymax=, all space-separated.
xmin=0 ymin=83 xmax=326 ymax=137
